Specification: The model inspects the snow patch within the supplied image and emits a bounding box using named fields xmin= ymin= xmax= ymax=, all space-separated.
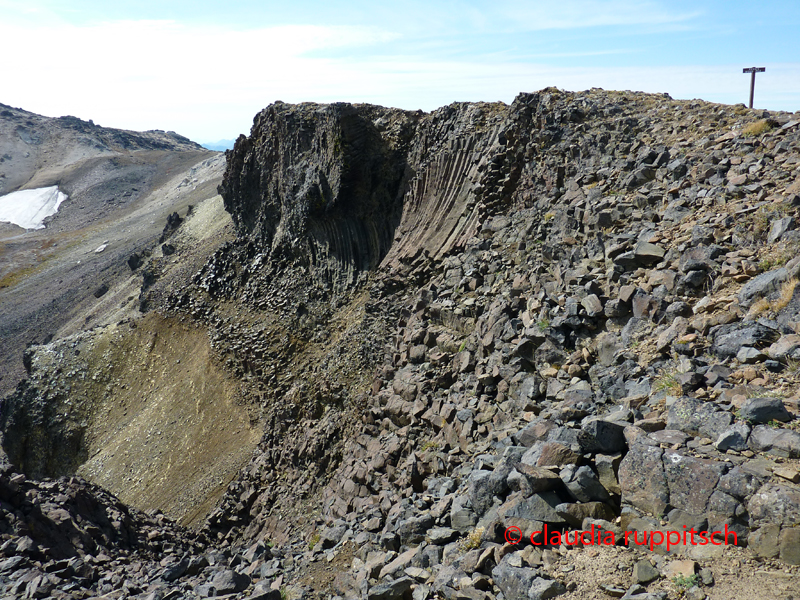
xmin=0 ymin=186 xmax=68 ymax=230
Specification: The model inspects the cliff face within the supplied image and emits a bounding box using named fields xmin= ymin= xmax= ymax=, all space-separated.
xmin=220 ymin=102 xmax=418 ymax=291
xmin=3 ymin=89 xmax=800 ymax=599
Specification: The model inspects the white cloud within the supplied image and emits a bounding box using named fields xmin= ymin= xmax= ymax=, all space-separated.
xmin=1 ymin=17 xmax=797 ymax=143
xmin=494 ymin=0 xmax=701 ymax=30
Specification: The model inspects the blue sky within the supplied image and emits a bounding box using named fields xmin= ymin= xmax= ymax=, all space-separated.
xmin=1 ymin=1 xmax=798 ymax=143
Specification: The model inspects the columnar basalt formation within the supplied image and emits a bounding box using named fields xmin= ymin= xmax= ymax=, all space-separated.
xmin=2 ymin=90 xmax=800 ymax=600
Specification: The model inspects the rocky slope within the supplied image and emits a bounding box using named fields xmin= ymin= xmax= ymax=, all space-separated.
xmin=2 ymin=89 xmax=800 ymax=600
xmin=0 ymin=103 xmax=224 ymax=397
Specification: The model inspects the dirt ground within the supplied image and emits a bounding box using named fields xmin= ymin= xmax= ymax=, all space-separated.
xmin=72 ymin=313 xmax=262 ymax=526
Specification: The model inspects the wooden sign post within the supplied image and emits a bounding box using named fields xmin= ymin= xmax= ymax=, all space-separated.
xmin=742 ymin=67 xmax=766 ymax=108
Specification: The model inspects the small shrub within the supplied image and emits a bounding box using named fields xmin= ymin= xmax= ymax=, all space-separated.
xmin=308 ymin=533 xmax=320 ymax=551
xmin=460 ymin=527 xmax=485 ymax=552
xmin=421 ymin=440 xmax=440 ymax=452
xmin=672 ymin=573 xmax=701 ymax=590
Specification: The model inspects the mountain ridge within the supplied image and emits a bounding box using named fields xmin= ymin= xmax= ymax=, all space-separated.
xmin=2 ymin=89 xmax=800 ymax=599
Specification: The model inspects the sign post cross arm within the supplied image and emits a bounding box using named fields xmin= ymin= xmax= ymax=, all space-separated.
xmin=742 ymin=67 xmax=766 ymax=108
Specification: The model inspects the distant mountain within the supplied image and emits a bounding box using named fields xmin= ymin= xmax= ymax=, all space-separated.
xmin=201 ymin=139 xmax=236 ymax=151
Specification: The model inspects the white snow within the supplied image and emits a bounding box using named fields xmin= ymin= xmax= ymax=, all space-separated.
xmin=0 ymin=186 xmax=68 ymax=230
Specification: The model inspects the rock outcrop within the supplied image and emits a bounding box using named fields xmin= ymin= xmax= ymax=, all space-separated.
xmin=3 ymin=89 xmax=800 ymax=599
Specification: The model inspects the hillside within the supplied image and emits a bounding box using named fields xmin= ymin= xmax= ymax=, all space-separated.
xmin=2 ymin=89 xmax=800 ymax=600
xmin=0 ymin=103 xmax=225 ymax=397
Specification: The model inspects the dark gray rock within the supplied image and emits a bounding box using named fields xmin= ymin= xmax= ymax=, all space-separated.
xmin=748 ymin=524 xmax=780 ymax=558
xmin=450 ymin=496 xmax=477 ymax=533
xmin=737 ymin=267 xmax=789 ymax=307
xmin=396 ymin=513 xmax=434 ymax=544
xmin=491 ymin=561 xmax=541 ymax=600
xmin=747 ymin=483 xmax=800 ymax=528
xmin=368 ymin=576 xmax=414 ymax=600
xmin=529 ymin=577 xmax=567 ymax=600
xmin=211 ymin=569 xmax=251 ymax=594
xmin=717 ymin=465 xmax=766 ymax=500
xmin=162 ymin=557 xmax=189 ymax=582
xmin=768 ymin=216 xmax=795 ymax=244
xmin=618 ymin=445 xmax=669 ymax=516
xmin=469 ymin=470 xmax=505 ymax=517
xmin=739 ymin=397 xmax=792 ymax=423
xmin=662 ymin=450 xmax=727 ymax=515
xmin=560 ymin=465 xmax=611 ymax=503
xmin=320 ymin=523 xmax=348 ymax=549
xmin=715 ymin=422 xmax=750 ymax=452
xmin=779 ymin=528 xmax=800 ymax=565
xmin=666 ymin=396 xmax=732 ymax=439
xmin=748 ymin=425 xmax=800 ymax=458
xmin=427 ymin=527 xmax=459 ymax=545
xmin=504 ymin=491 xmax=565 ymax=525
xmin=632 ymin=560 xmax=660 ymax=584
xmin=711 ymin=322 xmax=781 ymax=357
xmin=578 ymin=418 xmax=627 ymax=453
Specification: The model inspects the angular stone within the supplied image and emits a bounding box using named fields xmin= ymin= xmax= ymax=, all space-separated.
xmin=491 ymin=561 xmax=541 ymax=600
xmin=368 ymin=576 xmax=414 ymax=600
xmin=451 ymin=496 xmax=477 ymax=533
xmin=528 ymin=577 xmax=567 ymax=600
xmin=555 ymin=502 xmax=615 ymax=527
xmin=618 ymin=445 xmax=668 ymax=516
xmin=715 ymin=422 xmax=750 ymax=452
xmin=662 ymin=451 xmax=727 ymax=515
xmin=578 ymin=419 xmax=627 ymax=454
xmin=679 ymin=245 xmax=723 ymax=273
xmin=634 ymin=241 xmax=666 ymax=263
xmin=211 ymin=569 xmax=251 ymax=594
xmin=380 ymin=547 xmax=420 ymax=579
xmin=737 ymin=267 xmax=789 ymax=307
xmin=508 ymin=464 xmax=562 ymax=496
xmin=718 ymin=465 xmax=766 ymax=500
xmin=748 ymin=524 xmax=780 ymax=559
xmin=536 ymin=442 xmax=580 ymax=467
xmin=561 ymin=465 xmax=611 ymax=503
xmin=747 ymin=483 xmax=800 ymax=527
xmin=632 ymin=560 xmax=660 ymax=584
xmin=767 ymin=334 xmax=800 ymax=360
xmin=768 ymin=216 xmax=795 ymax=244
xmin=513 ymin=419 xmax=557 ymax=448
xmin=712 ymin=322 xmax=781 ymax=357
xmin=397 ymin=513 xmax=434 ymax=544
xmin=737 ymin=347 xmax=766 ymax=364
xmin=666 ymin=396 xmax=732 ymax=439
xmin=581 ymin=294 xmax=604 ymax=317
xmin=779 ymin=527 xmax=800 ymax=565
xmin=503 ymin=492 xmax=565 ymax=526
xmin=319 ymin=523 xmax=348 ymax=549
xmin=427 ymin=527 xmax=459 ymax=545
xmin=739 ymin=397 xmax=792 ymax=423
xmin=748 ymin=425 xmax=800 ymax=458
xmin=595 ymin=453 xmax=622 ymax=495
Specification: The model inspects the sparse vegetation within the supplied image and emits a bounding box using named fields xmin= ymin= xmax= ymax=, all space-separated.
xmin=308 ymin=532 xmax=321 ymax=551
xmin=460 ymin=527 xmax=485 ymax=552
xmin=672 ymin=573 xmax=701 ymax=592
xmin=750 ymin=278 xmax=798 ymax=316
xmin=653 ymin=369 xmax=682 ymax=396
xmin=421 ymin=439 xmax=440 ymax=452
xmin=741 ymin=119 xmax=772 ymax=137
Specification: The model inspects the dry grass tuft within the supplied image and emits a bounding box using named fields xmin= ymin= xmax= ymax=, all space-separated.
xmin=741 ymin=120 xmax=772 ymax=137
xmin=749 ymin=279 xmax=798 ymax=317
